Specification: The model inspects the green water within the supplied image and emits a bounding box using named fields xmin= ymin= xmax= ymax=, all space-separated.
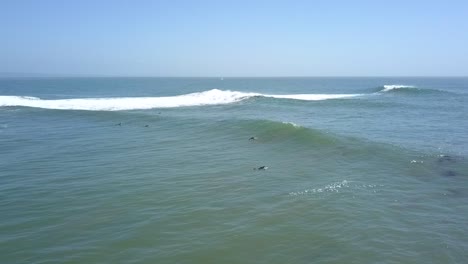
xmin=1 ymin=78 xmax=468 ymax=263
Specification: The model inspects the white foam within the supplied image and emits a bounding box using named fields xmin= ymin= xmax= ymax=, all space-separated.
xmin=289 ymin=180 xmax=350 ymax=196
xmin=0 ymin=90 xmax=257 ymax=111
xmin=289 ymin=180 xmax=385 ymax=196
xmin=381 ymin=85 xmax=416 ymax=92
xmin=0 ymin=89 xmax=362 ymax=111
xmin=282 ymin=122 xmax=301 ymax=128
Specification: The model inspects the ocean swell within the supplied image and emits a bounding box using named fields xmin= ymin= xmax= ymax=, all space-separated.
xmin=0 ymin=89 xmax=362 ymax=111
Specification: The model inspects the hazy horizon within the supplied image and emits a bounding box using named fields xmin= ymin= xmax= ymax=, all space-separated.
xmin=1 ymin=72 xmax=467 ymax=78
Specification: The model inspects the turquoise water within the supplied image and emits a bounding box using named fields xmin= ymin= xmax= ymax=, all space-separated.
xmin=1 ymin=77 xmax=468 ymax=263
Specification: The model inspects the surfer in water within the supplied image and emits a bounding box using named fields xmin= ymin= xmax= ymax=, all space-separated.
xmin=254 ymin=166 xmax=268 ymax=170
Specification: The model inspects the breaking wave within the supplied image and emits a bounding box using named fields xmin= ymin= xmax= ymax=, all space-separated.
xmin=377 ymin=84 xmax=453 ymax=95
xmin=0 ymin=89 xmax=362 ymax=111
xmin=380 ymin=85 xmax=417 ymax=92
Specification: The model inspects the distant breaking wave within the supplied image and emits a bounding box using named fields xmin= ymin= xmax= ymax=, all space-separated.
xmin=380 ymin=85 xmax=417 ymax=92
xmin=378 ymin=84 xmax=452 ymax=95
xmin=0 ymin=89 xmax=362 ymax=111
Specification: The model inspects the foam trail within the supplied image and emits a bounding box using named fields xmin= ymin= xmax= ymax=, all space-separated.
xmin=0 ymin=89 xmax=362 ymax=111
xmin=0 ymin=90 xmax=258 ymax=111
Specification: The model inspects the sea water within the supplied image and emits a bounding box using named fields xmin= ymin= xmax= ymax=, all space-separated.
xmin=1 ymin=77 xmax=467 ymax=263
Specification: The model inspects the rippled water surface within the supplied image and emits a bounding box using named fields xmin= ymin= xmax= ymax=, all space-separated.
xmin=1 ymin=77 xmax=468 ymax=263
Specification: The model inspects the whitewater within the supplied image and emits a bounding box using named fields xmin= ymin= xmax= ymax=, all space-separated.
xmin=0 ymin=89 xmax=363 ymax=111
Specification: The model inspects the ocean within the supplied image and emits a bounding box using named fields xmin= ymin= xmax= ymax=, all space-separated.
xmin=1 ymin=77 xmax=467 ymax=263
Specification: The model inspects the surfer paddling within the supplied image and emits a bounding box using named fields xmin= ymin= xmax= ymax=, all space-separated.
xmin=254 ymin=166 xmax=268 ymax=170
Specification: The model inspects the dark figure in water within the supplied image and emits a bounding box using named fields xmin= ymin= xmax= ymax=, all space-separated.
xmin=249 ymin=136 xmax=258 ymax=141
xmin=116 ymin=122 xmax=122 ymax=126
xmin=145 ymin=125 xmax=149 ymax=127
xmin=438 ymin=155 xmax=455 ymax=163
xmin=254 ymin=166 xmax=268 ymax=170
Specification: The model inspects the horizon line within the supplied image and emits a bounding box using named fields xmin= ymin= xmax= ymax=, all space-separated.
xmin=1 ymin=74 xmax=467 ymax=78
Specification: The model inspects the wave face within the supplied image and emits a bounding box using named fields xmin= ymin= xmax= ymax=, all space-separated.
xmin=378 ymin=84 xmax=453 ymax=95
xmin=241 ymin=119 xmax=338 ymax=145
xmin=0 ymin=89 xmax=362 ymax=111
xmin=380 ymin=85 xmax=417 ymax=92
xmin=264 ymin=93 xmax=362 ymax=100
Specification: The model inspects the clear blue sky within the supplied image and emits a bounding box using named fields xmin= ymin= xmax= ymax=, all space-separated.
xmin=1 ymin=0 xmax=467 ymax=76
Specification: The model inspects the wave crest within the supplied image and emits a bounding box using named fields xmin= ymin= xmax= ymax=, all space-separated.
xmin=380 ymin=85 xmax=417 ymax=92
xmin=0 ymin=89 xmax=257 ymax=111
xmin=0 ymin=89 xmax=361 ymax=111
